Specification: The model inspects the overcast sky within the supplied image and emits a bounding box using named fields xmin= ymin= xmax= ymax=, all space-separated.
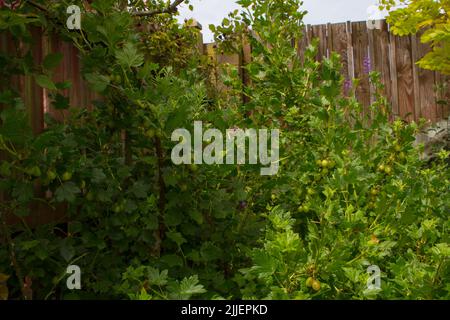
xmin=178 ymin=0 xmax=387 ymax=42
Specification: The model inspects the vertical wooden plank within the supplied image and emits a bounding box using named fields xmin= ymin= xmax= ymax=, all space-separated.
xmin=46 ymin=34 xmax=67 ymax=121
xmin=352 ymin=21 xmax=371 ymax=112
xmin=69 ymin=42 xmax=83 ymax=109
xmin=368 ymin=27 xmax=376 ymax=105
xmin=394 ymin=34 xmax=415 ymax=122
xmin=306 ymin=24 xmax=313 ymax=47
xmin=330 ymin=22 xmax=350 ymax=78
xmin=411 ymin=34 xmax=421 ymax=122
xmin=346 ymin=21 xmax=354 ymax=80
xmin=388 ymin=25 xmax=399 ymax=118
xmin=27 ymin=27 xmax=44 ymax=134
xmin=326 ymin=23 xmax=332 ymax=58
xmin=41 ymin=33 xmax=51 ymax=116
xmin=371 ymin=21 xmax=392 ymax=109
xmin=311 ymin=24 xmax=327 ymax=61
xmin=435 ymin=72 xmax=450 ymax=120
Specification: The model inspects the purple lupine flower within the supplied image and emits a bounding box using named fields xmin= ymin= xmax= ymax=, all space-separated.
xmin=363 ymin=55 xmax=372 ymax=74
xmin=343 ymin=78 xmax=352 ymax=95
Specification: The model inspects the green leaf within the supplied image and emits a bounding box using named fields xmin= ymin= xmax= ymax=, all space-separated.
xmin=12 ymin=182 xmax=34 ymax=203
xmin=43 ymin=52 xmax=63 ymax=70
xmin=165 ymin=106 xmax=190 ymax=132
xmin=35 ymin=246 xmax=49 ymax=260
xmin=160 ymin=254 xmax=184 ymax=267
xmin=84 ymin=73 xmax=110 ymax=92
xmin=115 ymin=42 xmax=144 ymax=69
xmin=130 ymin=181 xmax=150 ymax=199
xmin=147 ymin=268 xmax=168 ymax=286
xmin=55 ymin=182 xmax=81 ymax=202
xmin=0 ymin=106 xmax=33 ymax=144
xmin=60 ymin=241 xmax=75 ymax=262
xmin=189 ymin=210 xmax=203 ymax=225
xmin=250 ymin=251 xmax=278 ymax=277
xmin=55 ymin=81 xmax=72 ymax=90
xmin=177 ymin=275 xmax=206 ymax=298
xmin=167 ymin=232 xmax=186 ymax=246
xmin=52 ymin=93 xmax=70 ymax=110
xmin=200 ymin=242 xmax=222 ymax=261
xmin=91 ymin=168 xmax=106 ymax=183
xmin=35 ymin=74 xmax=57 ymax=90
xmin=20 ymin=240 xmax=40 ymax=250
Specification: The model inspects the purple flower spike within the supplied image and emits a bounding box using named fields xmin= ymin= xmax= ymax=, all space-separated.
xmin=363 ymin=55 xmax=372 ymax=74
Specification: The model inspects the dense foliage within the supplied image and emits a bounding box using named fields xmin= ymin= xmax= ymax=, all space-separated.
xmin=0 ymin=0 xmax=448 ymax=300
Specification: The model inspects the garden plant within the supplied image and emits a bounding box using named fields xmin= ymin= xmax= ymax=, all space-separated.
xmin=0 ymin=0 xmax=448 ymax=300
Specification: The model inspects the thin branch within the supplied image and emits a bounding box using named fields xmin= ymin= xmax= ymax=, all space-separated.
xmin=26 ymin=0 xmax=49 ymax=13
xmin=132 ymin=0 xmax=185 ymax=17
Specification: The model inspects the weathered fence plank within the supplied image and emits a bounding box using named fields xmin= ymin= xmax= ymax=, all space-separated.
xmin=371 ymin=20 xmax=392 ymax=106
xmin=395 ymin=34 xmax=415 ymax=121
xmin=352 ymin=22 xmax=371 ymax=113
xmin=330 ymin=22 xmax=350 ymax=79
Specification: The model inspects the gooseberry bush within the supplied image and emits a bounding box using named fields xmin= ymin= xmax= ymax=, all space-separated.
xmin=0 ymin=0 xmax=449 ymax=300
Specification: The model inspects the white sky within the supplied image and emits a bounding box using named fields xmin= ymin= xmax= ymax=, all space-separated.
xmin=178 ymin=0 xmax=387 ymax=43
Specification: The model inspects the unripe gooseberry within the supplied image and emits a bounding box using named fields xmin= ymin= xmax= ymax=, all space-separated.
xmin=312 ymin=279 xmax=321 ymax=291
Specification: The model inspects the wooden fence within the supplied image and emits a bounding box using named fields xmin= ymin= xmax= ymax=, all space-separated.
xmin=0 ymin=28 xmax=99 ymax=135
xmin=1 ymin=20 xmax=449 ymax=132
xmin=204 ymin=20 xmax=449 ymax=123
